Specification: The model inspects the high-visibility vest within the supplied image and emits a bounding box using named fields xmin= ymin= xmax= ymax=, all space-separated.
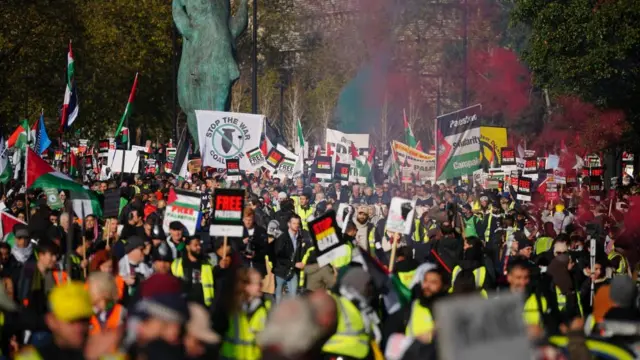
xmin=171 ymin=258 xmax=215 ymax=307
xmin=483 ymin=214 xmax=496 ymax=240
xmin=397 ymin=269 xmax=417 ymax=289
xmin=220 ymin=313 xmax=261 ymax=360
xmin=523 ymin=293 xmax=548 ymax=326
xmin=248 ymin=300 xmax=271 ymax=335
xmin=450 ymin=266 xmax=488 ymax=298
xmin=463 ymin=216 xmax=479 ymax=238
xmin=608 ymin=251 xmax=629 ymax=275
xmin=89 ymin=304 xmax=125 ymax=336
xmin=322 ymin=294 xmax=370 ymax=359
xmin=52 ymin=270 xmax=68 ymax=285
xmin=296 ymin=205 xmax=315 ymax=231
xmin=535 ymin=237 xmax=554 ymax=255
xmin=555 ymin=286 xmax=584 ymax=317
xmin=115 ymin=275 xmax=125 ymax=301
xmin=413 ymin=221 xmax=434 ymax=243
xmin=405 ymin=300 xmax=434 ymax=338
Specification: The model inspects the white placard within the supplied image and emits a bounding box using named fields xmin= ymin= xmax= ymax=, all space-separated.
xmin=435 ymin=293 xmax=531 ymax=360
xmin=386 ymin=197 xmax=416 ymax=235
xmin=196 ymin=110 xmax=264 ymax=170
xmin=162 ymin=205 xmax=199 ymax=237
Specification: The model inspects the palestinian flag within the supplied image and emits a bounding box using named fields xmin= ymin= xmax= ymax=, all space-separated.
xmin=114 ymin=73 xmax=139 ymax=144
xmin=0 ymin=212 xmax=26 ymax=248
xmin=0 ymin=130 xmax=12 ymax=183
xmin=416 ymin=140 xmax=423 ymax=152
xmin=69 ymin=152 xmax=78 ymax=177
xmin=354 ymin=247 xmax=412 ymax=314
xmin=26 ymin=148 xmax=102 ymax=216
xmin=7 ymin=119 xmax=36 ymax=150
xmin=60 ymin=41 xmax=79 ymax=131
xmin=403 ymin=109 xmax=418 ymax=148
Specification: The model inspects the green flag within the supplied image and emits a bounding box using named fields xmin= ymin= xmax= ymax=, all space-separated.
xmin=114 ymin=73 xmax=139 ymax=144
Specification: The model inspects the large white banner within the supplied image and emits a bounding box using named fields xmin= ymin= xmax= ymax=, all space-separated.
xmin=325 ymin=129 xmax=369 ymax=155
xmin=196 ymin=110 xmax=264 ymax=170
xmin=392 ymin=141 xmax=436 ymax=183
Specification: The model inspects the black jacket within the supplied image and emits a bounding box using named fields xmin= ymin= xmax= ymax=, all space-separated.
xmin=241 ymin=225 xmax=271 ymax=276
xmin=272 ymin=231 xmax=305 ymax=280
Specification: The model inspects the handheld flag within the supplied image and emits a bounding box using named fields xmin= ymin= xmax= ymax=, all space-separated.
xmin=0 ymin=130 xmax=12 ymax=183
xmin=114 ymin=73 xmax=139 ymax=145
xmin=403 ymin=109 xmax=418 ymax=148
xmin=60 ymin=41 xmax=79 ymax=131
xmin=35 ymin=111 xmax=52 ymax=155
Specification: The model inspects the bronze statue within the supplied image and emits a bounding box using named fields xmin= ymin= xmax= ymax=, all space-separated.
xmin=173 ymin=0 xmax=248 ymax=148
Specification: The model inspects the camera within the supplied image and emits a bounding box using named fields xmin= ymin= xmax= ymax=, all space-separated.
xmin=243 ymin=236 xmax=255 ymax=257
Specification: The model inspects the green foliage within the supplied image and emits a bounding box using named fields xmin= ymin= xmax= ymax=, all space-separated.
xmin=511 ymin=0 xmax=640 ymax=131
xmin=0 ymin=0 xmax=173 ymax=140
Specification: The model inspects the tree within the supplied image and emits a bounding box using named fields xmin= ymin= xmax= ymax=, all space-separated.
xmin=511 ymin=0 xmax=640 ymax=140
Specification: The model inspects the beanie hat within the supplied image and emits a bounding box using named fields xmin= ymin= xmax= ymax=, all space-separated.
xmin=609 ymin=275 xmax=637 ymax=308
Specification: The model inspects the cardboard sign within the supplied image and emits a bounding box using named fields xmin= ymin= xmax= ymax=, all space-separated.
xmin=435 ymin=293 xmax=530 ymax=360
xmin=163 ymin=204 xmax=199 ymax=236
xmin=98 ymin=139 xmax=110 ymax=158
xmin=386 ymin=197 xmax=416 ymax=235
xmin=226 ymin=158 xmax=241 ymax=181
xmin=44 ymin=187 xmax=63 ymax=210
xmin=334 ymin=163 xmax=350 ymax=183
xmin=516 ymin=177 xmax=532 ymax=202
xmin=537 ymin=157 xmax=547 ymax=171
xmin=589 ymin=167 xmax=604 ymax=177
xmin=103 ymin=189 xmax=121 ymax=219
xmin=545 ymin=182 xmax=559 ymax=202
xmin=401 ymin=168 xmax=413 ymax=184
xmin=500 ymin=147 xmax=516 ymax=166
xmin=566 ymin=169 xmax=578 ymax=185
xmin=585 ymin=154 xmax=601 ymax=168
xmin=308 ymin=211 xmax=349 ymax=267
xmin=553 ymin=168 xmax=567 ymax=185
xmin=277 ymin=157 xmax=297 ymax=178
xmin=523 ymin=157 xmax=537 ymax=174
xmin=524 ymin=149 xmax=536 ymax=158
xmin=313 ymin=156 xmax=333 ymax=180
xmin=210 ymin=189 xmax=245 ymax=237
xmin=265 ymin=148 xmax=285 ymax=171
xmin=246 ymin=147 xmax=266 ymax=169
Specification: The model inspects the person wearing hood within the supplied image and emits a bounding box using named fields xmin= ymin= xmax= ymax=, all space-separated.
xmin=429 ymin=220 xmax=463 ymax=273
xmin=449 ymin=236 xmax=493 ymax=297
xmin=8 ymin=224 xmax=34 ymax=285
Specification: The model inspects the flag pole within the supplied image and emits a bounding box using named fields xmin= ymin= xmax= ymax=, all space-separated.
xmin=24 ymin=129 xmax=29 ymax=224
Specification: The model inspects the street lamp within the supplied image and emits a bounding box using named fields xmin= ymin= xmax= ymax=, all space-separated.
xmin=251 ymin=0 xmax=258 ymax=114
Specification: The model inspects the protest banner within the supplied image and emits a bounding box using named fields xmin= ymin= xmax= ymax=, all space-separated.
xmin=246 ymin=147 xmax=265 ymax=170
xmin=210 ymin=189 xmax=245 ymax=237
xmin=436 ymin=104 xmax=482 ymax=181
xmin=196 ymin=110 xmax=264 ymax=170
xmin=325 ymin=128 xmax=370 ymax=155
xmin=545 ymin=182 xmax=559 ymax=202
xmin=308 ymin=211 xmax=349 ymax=267
xmin=391 ymin=141 xmax=436 ymax=182
xmin=479 ymin=126 xmax=507 ymax=168
xmin=435 ymin=293 xmax=530 ymax=360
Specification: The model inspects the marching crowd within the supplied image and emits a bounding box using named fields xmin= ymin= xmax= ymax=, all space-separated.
xmin=0 ymin=169 xmax=639 ymax=359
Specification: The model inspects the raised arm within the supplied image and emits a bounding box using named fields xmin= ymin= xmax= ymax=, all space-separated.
xmin=172 ymin=0 xmax=193 ymax=40
xmin=229 ymin=0 xmax=248 ymax=41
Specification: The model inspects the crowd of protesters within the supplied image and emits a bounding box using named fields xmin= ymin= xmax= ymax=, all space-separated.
xmin=0 ymin=168 xmax=639 ymax=359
